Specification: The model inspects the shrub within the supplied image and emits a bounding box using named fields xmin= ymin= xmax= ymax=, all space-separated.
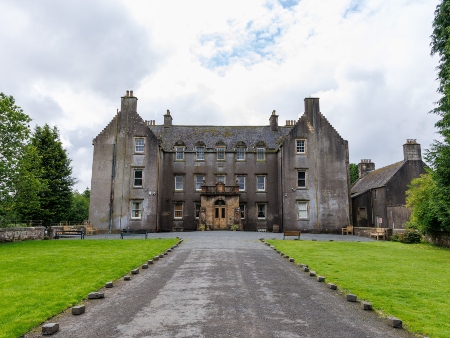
xmin=391 ymin=229 xmax=422 ymax=244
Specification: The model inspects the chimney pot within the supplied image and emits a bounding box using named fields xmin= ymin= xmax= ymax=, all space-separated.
xmin=126 ymin=90 xmax=129 ymax=97
xmin=130 ymin=90 xmax=133 ymax=97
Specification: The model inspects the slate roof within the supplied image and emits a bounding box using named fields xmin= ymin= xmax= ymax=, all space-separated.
xmin=351 ymin=161 xmax=405 ymax=198
xmin=148 ymin=125 xmax=293 ymax=151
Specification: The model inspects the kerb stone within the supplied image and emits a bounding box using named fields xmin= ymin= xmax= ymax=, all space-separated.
xmin=72 ymin=305 xmax=85 ymax=315
xmin=105 ymin=281 xmax=113 ymax=288
xmin=361 ymin=301 xmax=372 ymax=311
xmin=289 ymin=258 xmax=294 ymax=262
xmin=124 ymin=275 xmax=131 ymax=281
xmin=309 ymin=271 xmax=316 ymax=277
xmin=42 ymin=323 xmax=59 ymax=335
xmin=328 ymin=283 xmax=337 ymax=290
xmin=387 ymin=317 xmax=402 ymax=328
xmin=131 ymin=268 xmax=139 ymax=274
xmin=148 ymin=259 xmax=154 ymax=264
xmin=142 ymin=263 xmax=148 ymax=269
xmin=347 ymin=294 xmax=357 ymax=302
xmin=317 ymin=276 xmax=325 ymax=282
xmin=88 ymin=292 xmax=104 ymax=299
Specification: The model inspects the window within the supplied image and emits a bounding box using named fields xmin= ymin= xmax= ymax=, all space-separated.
xmin=296 ymin=140 xmax=306 ymax=154
xmin=236 ymin=147 xmax=245 ymax=161
xmin=239 ymin=203 xmax=246 ymax=219
xmin=174 ymin=203 xmax=183 ymax=219
xmin=175 ymin=147 xmax=184 ymax=160
xmin=194 ymin=203 xmax=201 ymax=219
xmin=297 ymin=201 xmax=309 ymax=219
xmin=134 ymin=169 xmax=143 ymax=187
xmin=256 ymin=175 xmax=266 ymax=191
xmin=175 ymin=176 xmax=183 ymax=191
xmin=216 ymin=175 xmax=226 ymax=184
xmin=195 ymin=175 xmax=204 ymax=191
xmin=217 ymin=147 xmax=225 ymax=160
xmin=131 ymin=201 xmax=142 ymax=219
xmin=257 ymin=203 xmax=266 ymax=219
xmin=196 ymin=147 xmax=205 ymax=160
xmin=256 ymin=147 xmax=265 ymax=161
xmin=297 ymin=170 xmax=306 ymax=188
xmin=135 ymin=138 xmax=144 ymax=153
xmin=237 ymin=176 xmax=246 ymax=191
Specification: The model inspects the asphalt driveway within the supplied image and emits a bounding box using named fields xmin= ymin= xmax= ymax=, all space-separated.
xmin=26 ymin=232 xmax=413 ymax=337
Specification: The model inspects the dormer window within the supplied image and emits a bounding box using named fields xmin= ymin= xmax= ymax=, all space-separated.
xmin=217 ymin=147 xmax=225 ymax=160
xmin=175 ymin=147 xmax=184 ymax=160
xmin=256 ymin=148 xmax=265 ymax=161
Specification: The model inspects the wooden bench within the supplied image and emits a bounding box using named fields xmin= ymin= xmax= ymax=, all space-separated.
xmin=173 ymin=226 xmax=183 ymax=232
xmin=283 ymin=230 xmax=301 ymax=240
xmin=342 ymin=225 xmax=353 ymax=235
xmin=85 ymin=225 xmax=98 ymax=236
xmin=55 ymin=230 xmax=85 ymax=239
xmin=370 ymin=228 xmax=386 ymax=240
xmin=120 ymin=229 xmax=148 ymax=239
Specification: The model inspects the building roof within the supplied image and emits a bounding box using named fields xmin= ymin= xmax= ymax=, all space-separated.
xmin=351 ymin=161 xmax=405 ymax=198
xmin=148 ymin=125 xmax=293 ymax=151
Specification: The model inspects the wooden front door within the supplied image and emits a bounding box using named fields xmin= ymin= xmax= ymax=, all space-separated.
xmin=214 ymin=200 xmax=227 ymax=229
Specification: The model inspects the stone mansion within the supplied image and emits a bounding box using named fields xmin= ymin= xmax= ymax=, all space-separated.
xmin=89 ymin=91 xmax=351 ymax=232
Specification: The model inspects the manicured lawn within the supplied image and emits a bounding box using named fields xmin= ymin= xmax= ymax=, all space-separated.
xmin=266 ymin=240 xmax=450 ymax=338
xmin=0 ymin=238 xmax=178 ymax=338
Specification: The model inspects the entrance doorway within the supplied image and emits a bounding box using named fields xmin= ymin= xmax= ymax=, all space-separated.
xmin=214 ymin=200 xmax=227 ymax=229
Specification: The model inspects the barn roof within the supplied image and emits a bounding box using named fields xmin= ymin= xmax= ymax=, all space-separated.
xmin=351 ymin=161 xmax=405 ymax=198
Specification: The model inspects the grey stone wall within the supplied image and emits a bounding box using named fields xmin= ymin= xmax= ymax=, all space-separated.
xmin=424 ymin=232 xmax=450 ymax=249
xmin=0 ymin=227 xmax=45 ymax=243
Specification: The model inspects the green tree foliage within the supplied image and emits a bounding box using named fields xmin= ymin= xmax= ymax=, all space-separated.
xmin=30 ymin=124 xmax=75 ymax=225
xmin=406 ymin=173 xmax=442 ymax=232
xmin=349 ymin=163 xmax=359 ymax=185
xmin=0 ymin=93 xmax=31 ymax=216
xmin=67 ymin=188 xmax=90 ymax=223
xmin=423 ymin=0 xmax=450 ymax=230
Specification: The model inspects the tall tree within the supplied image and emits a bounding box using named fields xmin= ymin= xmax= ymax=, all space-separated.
xmin=67 ymin=188 xmax=90 ymax=223
xmin=0 ymin=93 xmax=31 ymax=217
xmin=427 ymin=0 xmax=450 ymax=230
xmin=349 ymin=163 xmax=359 ymax=185
xmin=30 ymin=124 xmax=75 ymax=225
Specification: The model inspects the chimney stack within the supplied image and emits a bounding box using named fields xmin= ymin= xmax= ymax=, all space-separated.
xmin=164 ymin=109 xmax=172 ymax=128
xmin=403 ymin=139 xmax=421 ymax=161
xmin=358 ymin=159 xmax=375 ymax=178
xmin=269 ymin=110 xmax=278 ymax=131
xmin=121 ymin=90 xmax=138 ymax=113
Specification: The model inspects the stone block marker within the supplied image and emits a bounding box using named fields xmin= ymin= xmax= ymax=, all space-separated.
xmin=164 ymin=251 xmax=168 ymax=255
xmin=347 ymin=294 xmax=357 ymax=302
xmin=300 ymin=264 xmax=308 ymax=269
xmin=270 ymin=246 xmax=275 ymax=249
xmin=328 ymin=283 xmax=337 ymax=290
xmin=88 ymin=292 xmax=104 ymax=299
xmin=131 ymin=268 xmax=139 ymax=275
xmin=289 ymin=258 xmax=295 ymax=262
xmin=72 ymin=305 xmax=85 ymax=315
xmin=142 ymin=263 xmax=149 ymax=269
xmin=42 ymin=323 xmax=59 ymax=335
xmin=317 ymin=276 xmax=325 ymax=282
xmin=309 ymin=271 xmax=317 ymax=277
xmin=159 ymin=254 xmax=164 ymax=258
xmin=386 ymin=317 xmax=403 ymax=329
xmin=168 ymin=248 xmax=172 ymax=252
xmin=303 ymin=267 xmax=310 ymax=272
xmin=105 ymin=281 xmax=113 ymax=288
xmin=361 ymin=301 xmax=372 ymax=311
xmin=154 ymin=256 xmax=159 ymax=261
xmin=148 ymin=259 xmax=154 ymax=264
xmin=124 ymin=275 xmax=131 ymax=281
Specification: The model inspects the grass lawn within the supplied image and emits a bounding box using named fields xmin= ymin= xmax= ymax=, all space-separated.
xmin=266 ymin=239 xmax=450 ymax=338
xmin=0 ymin=238 xmax=178 ymax=338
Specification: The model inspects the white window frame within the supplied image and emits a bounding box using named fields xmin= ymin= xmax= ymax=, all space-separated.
xmin=131 ymin=201 xmax=142 ymax=219
xmin=133 ymin=169 xmax=143 ymax=188
xmin=297 ymin=170 xmax=307 ymax=189
xmin=256 ymin=147 xmax=265 ymax=161
xmin=257 ymin=203 xmax=266 ymax=219
xmin=135 ymin=138 xmax=145 ymax=153
xmin=237 ymin=175 xmax=246 ymax=191
xmin=216 ymin=175 xmax=226 ymax=184
xmin=236 ymin=147 xmax=245 ymax=161
xmin=217 ymin=147 xmax=225 ymax=160
xmin=194 ymin=202 xmax=201 ymax=219
xmin=174 ymin=202 xmax=183 ymax=219
xmin=239 ymin=203 xmax=246 ymax=219
xmin=297 ymin=201 xmax=309 ymax=219
xmin=175 ymin=176 xmax=183 ymax=191
xmin=175 ymin=147 xmax=185 ymax=161
xmin=256 ymin=175 xmax=266 ymax=191
xmin=196 ymin=147 xmax=205 ymax=161
xmin=296 ymin=139 xmax=306 ymax=154
xmin=195 ymin=175 xmax=204 ymax=191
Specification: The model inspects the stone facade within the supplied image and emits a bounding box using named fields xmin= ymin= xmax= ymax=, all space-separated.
xmin=89 ymin=91 xmax=350 ymax=233
xmin=351 ymin=140 xmax=426 ymax=230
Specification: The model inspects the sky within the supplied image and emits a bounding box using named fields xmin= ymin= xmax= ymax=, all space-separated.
xmin=0 ymin=0 xmax=442 ymax=192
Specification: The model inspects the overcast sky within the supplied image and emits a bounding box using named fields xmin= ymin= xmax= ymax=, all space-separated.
xmin=0 ymin=0 xmax=441 ymax=192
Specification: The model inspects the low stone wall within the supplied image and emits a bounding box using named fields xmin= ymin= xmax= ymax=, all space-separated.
xmin=424 ymin=231 xmax=450 ymax=249
xmin=0 ymin=227 xmax=46 ymax=243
